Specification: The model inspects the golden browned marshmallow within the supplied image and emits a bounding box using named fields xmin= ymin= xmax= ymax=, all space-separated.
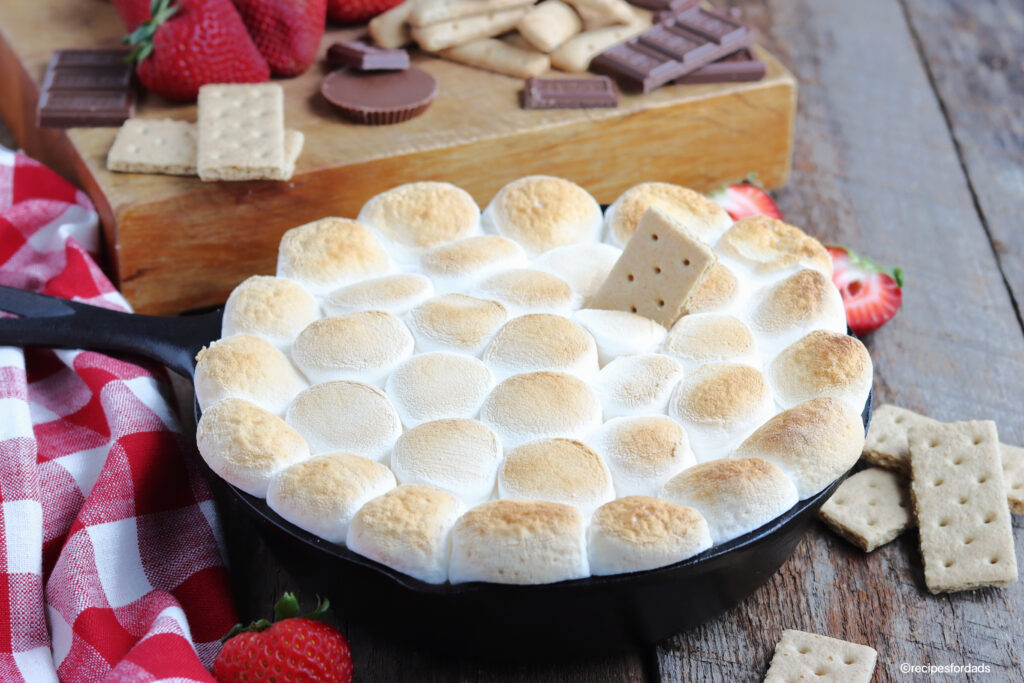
xmin=663 ymin=313 xmax=760 ymax=374
xmin=291 ymin=311 xmax=414 ymax=386
xmin=420 ymin=235 xmax=527 ymax=293
xmin=592 ymin=353 xmax=683 ymax=419
xmin=267 ymin=452 xmax=396 ymax=542
xmin=221 ymin=276 xmax=320 ymax=351
xmin=483 ymin=314 xmax=598 ymax=380
xmin=385 ymin=352 xmax=495 ymax=427
xmin=716 ymin=216 xmax=833 ymax=278
xmin=768 ymin=330 xmax=872 ymax=411
xmin=323 ymin=274 xmax=434 ymax=316
xmin=194 ymin=334 xmax=306 ymax=415
xmin=498 ymin=438 xmax=614 ymax=515
xmin=534 ymin=243 xmax=622 ymax=300
xmin=407 ymin=294 xmax=509 ymax=356
xmin=346 ymin=484 xmax=466 ymax=584
xmin=661 ymin=457 xmax=799 ymax=544
xmin=479 ymin=371 xmax=603 ymax=447
xmin=680 ymin=263 xmax=739 ymax=316
xmin=482 ymin=176 xmax=603 ymax=254
xmin=734 ymin=397 xmax=864 ymax=499
xmin=196 ymin=398 xmax=310 ymax=497
xmin=588 ymin=496 xmax=711 ymax=575
xmin=749 ymin=269 xmax=847 ymax=358
xmin=357 ymin=182 xmax=480 ymax=261
xmin=276 ymin=217 xmax=390 ymax=296
xmin=604 ymin=183 xmax=732 ymax=247
xmin=449 ymin=499 xmax=589 ymax=584
xmin=285 ymin=380 xmax=402 ymax=461
xmin=474 ymin=269 xmax=576 ymax=317
xmin=589 ymin=415 xmax=695 ymax=497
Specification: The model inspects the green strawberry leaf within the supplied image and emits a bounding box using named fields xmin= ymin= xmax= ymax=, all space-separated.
xmin=221 ymin=593 xmax=332 ymax=643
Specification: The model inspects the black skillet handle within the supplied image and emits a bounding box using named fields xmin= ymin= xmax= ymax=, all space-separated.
xmin=0 ymin=286 xmax=223 ymax=378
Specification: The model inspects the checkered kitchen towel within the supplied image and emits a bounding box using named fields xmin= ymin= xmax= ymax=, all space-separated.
xmin=0 ymin=146 xmax=236 ymax=682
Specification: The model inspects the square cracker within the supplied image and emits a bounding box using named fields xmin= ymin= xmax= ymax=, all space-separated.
xmin=764 ymin=630 xmax=877 ymax=683
xmin=819 ymin=467 xmax=914 ymax=552
xmin=587 ymin=206 xmax=716 ymax=328
xmin=197 ymin=83 xmax=286 ymax=182
xmin=268 ymin=129 xmax=305 ymax=181
xmin=862 ymin=403 xmax=938 ymax=472
xmin=1003 ymin=443 xmax=1024 ymax=515
xmin=909 ymin=420 xmax=1018 ymax=593
xmin=107 ymin=118 xmax=197 ymax=175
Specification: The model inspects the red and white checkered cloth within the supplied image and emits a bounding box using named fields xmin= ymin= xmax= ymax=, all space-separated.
xmin=0 ymin=146 xmax=237 ymax=682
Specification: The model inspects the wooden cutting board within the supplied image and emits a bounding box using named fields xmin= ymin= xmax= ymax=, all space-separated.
xmin=0 ymin=2 xmax=796 ymax=314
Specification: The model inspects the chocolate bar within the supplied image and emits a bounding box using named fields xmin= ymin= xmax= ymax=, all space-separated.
xmin=675 ymin=49 xmax=766 ymax=84
xmin=625 ymin=0 xmax=697 ymax=12
xmin=590 ymin=7 xmax=752 ymax=93
xmin=327 ymin=41 xmax=409 ymax=71
xmin=37 ymin=49 xmax=135 ymax=128
xmin=521 ymin=77 xmax=619 ymax=109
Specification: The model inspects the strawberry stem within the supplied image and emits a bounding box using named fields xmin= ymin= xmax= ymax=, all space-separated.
xmin=122 ymin=0 xmax=179 ymax=64
xmin=220 ymin=593 xmax=331 ymax=643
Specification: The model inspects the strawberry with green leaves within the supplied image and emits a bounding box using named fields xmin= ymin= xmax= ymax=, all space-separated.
xmin=213 ymin=593 xmax=354 ymax=683
xmin=827 ymin=246 xmax=904 ymax=335
xmin=124 ymin=0 xmax=269 ymax=101
xmin=232 ymin=0 xmax=327 ymax=77
xmin=711 ymin=182 xmax=783 ymax=221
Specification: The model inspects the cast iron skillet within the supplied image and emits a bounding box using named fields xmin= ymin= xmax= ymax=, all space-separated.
xmin=0 ymin=284 xmax=872 ymax=658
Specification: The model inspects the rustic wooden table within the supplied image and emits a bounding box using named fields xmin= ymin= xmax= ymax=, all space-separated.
xmin=4 ymin=0 xmax=1021 ymax=680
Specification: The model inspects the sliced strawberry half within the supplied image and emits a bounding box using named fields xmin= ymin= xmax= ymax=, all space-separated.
xmin=711 ymin=183 xmax=783 ymax=221
xmin=827 ymin=246 xmax=904 ymax=336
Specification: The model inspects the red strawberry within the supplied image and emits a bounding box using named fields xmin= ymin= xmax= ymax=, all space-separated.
xmin=213 ymin=593 xmax=353 ymax=683
xmin=711 ymin=183 xmax=783 ymax=221
xmin=111 ymin=0 xmax=152 ymax=31
xmin=124 ymin=0 xmax=270 ymax=101
xmin=232 ymin=0 xmax=327 ymax=77
xmin=827 ymin=246 xmax=904 ymax=336
xmin=326 ymin=0 xmax=403 ymax=25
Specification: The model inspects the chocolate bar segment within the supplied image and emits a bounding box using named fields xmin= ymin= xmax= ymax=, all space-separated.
xmin=590 ymin=7 xmax=752 ymax=93
xmin=675 ymin=49 xmax=766 ymax=84
xmin=625 ymin=0 xmax=697 ymax=12
xmin=521 ymin=77 xmax=619 ymax=109
xmin=37 ymin=49 xmax=135 ymax=129
xmin=327 ymin=41 xmax=410 ymax=71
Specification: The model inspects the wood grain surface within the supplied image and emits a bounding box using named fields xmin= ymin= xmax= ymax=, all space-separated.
xmin=4 ymin=0 xmax=1023 ymax=680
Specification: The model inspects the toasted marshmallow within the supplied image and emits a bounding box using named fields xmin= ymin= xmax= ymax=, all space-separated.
xmin=662 ymin=313 xmax=760 ymax=374
xmin=768 ymin=330 xmax=872 ymax=411
xmin=681 ymin=263 xmax=740 ymax=316
xmin=482 ymin=175 xmax=602 ymax=254
xmin=668 ymin=363 xmax=776 ymax=461
xmin=733 ymin=397 xmax=864 ymax=498
xmin=277 ymin=217 xmax=390 ymax=296
xmin=421 ymin=235 xmax=527 ymax=293
xmin=483 ymin=314 xmax=599 ymax=381
xmin=407 ymin=294 xmax=508 ymax=355
xmin=589 ymin=415 xmax=695 ymax=497
xmin=195 ymin=335 xmax=306 ymax=415
xmin=498 ymin=438 xmax=614 ymax=516
xmin=222 ymin=276 xmax=320 ymax=351
xmin=449 ymin=500 xmax=589 ymax=584
xmin=385 ymin=352 xmax=495 ymax=427
xmin=480 ymin=371 xmax=603 ymax=448
xmin=285 ymin=380 xmax=402 ymax=460
xmin=291 ymin=311 xmax=414 ymax=386
xmin=604 ymin=182 xmax=731 ymax=247
xmin=593 ymin=354 xmax=683 ymax=419
xmin=347 ymin=484 xmax=465 ymax=584
xmin=715 ymin=216 xmax=832 ymax=279
xmin=534 ymin=243 xmax=622 ymax=299
xmin=267 ymin=452 xmax=396 ymax=542
xmin=474 ymin=268 xmax=576 ymax=317
xmin=391 ymin=418 xmax=502 ymax=505
xmin=588 ymin=496 xmax=711 ymax=575
xmin=748 ymin=269 xmax=847 ymax=359
xmin=572 ymin=309 xmax=668 ymax=366
xmin=323 ymin=273 xmax=434 ymax=317
xmin=196 ymin=398 xmax=310 ymax=497
xmin=661 ymin=457 xmax=798 ymax=544
xmin=357 ymin=181 xmax=480 ymax=263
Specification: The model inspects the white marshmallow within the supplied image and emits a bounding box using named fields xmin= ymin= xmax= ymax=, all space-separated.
xmin=572 ymin=308 xmax=667 ymax=366
xmin=592 ymin=353 xmax=683 ymax=419
xmin=473 ymin=268 xmax=577 ymax=317
xmin=604 ymin=182 xmax=732 ymax=248
xmin=407 ymin=294 xmax=508 ymax=356
xmin=534 ymin=243 xmax=622 ymax=300
xmin=277 ymin=217 xmax=391 ymax=296
xmin=385 ymin=352 xmax=495 ymax=427
xmin=291 ymin=311 xmax=414 ymax=387
xmin=498 ymin=438 xmax=615 ymax=516
xmin=481 ymin=175 xmax=603 ymax=254
xmin=420 ymin=235 xmax=527 ymax=294
xmin=194 ymin=335 xmax=307 ymax=416
xmin=588 ymin=415 xmax=695 ymax=497
xmin=482 ymin=314 xmax=599 ymax=382
xmin=222 ymin=276 xmax=320 ymax=352
xmin=479 ymin=371 xmax=603 ymax=448
xmin=285 ymin=380 xmax=402 ymax=461
xmin=662 ymin=313 xmax=761 ymax=375
xmin=323 ymin=273 xmax=434 ymax=317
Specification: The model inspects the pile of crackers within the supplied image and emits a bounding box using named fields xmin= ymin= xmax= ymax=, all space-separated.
xmin=107 ymin=83 xmax=303 ymax=182
xmin=370 ymin=0 xmax=652 ymax=78
xmin=819 ymin=404 xmax=1021 ymax=594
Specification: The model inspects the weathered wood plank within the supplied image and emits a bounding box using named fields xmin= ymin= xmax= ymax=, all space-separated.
xmin=899 ymin=0 xmax=1024 ymax=323
xmin=657 ymin=0 xmax=1024 ymax=680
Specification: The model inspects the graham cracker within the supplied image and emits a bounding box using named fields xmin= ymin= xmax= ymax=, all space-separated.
xmin=587 ymin=206 xmax=716 ymax=329
xmin=908 ymin=420 xmax=1018 ymax=593
xmin=819 ymin=467 xmax=914 ymax=552
xmin=440 ymin=38 xmax=550 ymax=78
xmin=268 ymin=130 xmax=305 ymax=181
xmin=1003 ymin=443 xmax=1024 ymax=515
xmin=862 ymin=403 xmax=938 ymax=472
xmin=107 ymin=118 xmax=197 ymax=175
xmin=764 ymin=630 xmax=877 ymax=683
xmin=197 ymin=83 xmax=286 ymax=182
xmin=411 ymin=8 xmax=530 ymax=52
